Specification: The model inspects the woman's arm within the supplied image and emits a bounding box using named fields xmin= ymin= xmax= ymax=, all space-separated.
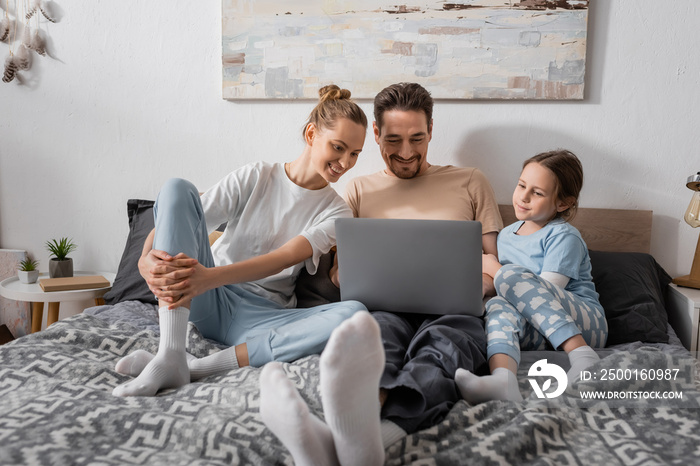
xmin=161 ymin=235 xmax=314 ymax=308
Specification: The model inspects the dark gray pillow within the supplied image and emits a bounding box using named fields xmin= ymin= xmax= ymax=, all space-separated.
xmin=589 ymin=250 xmax=671 ymax=346
xmin=295 ymin=251 xmax=340 ymax=308
xmin=103 ymin=199 xmax=157 ymax=305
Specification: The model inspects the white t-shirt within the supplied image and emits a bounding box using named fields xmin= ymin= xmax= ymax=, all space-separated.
xmin=200 ymin=161 xmax=352 ymax=308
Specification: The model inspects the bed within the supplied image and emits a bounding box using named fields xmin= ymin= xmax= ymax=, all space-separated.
xmin=1 ymin=200 xmax=699 ymax=465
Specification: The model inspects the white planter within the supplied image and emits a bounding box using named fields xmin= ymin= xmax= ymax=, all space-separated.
xmin=18 ymin=270 xmax=39 ymax=284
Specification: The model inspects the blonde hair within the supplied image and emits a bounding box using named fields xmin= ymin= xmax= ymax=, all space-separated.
xmin=303 ymin=85 xmax=367 ymax=138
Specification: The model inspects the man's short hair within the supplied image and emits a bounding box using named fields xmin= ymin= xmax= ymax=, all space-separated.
xmin=374 ymin=83 xmax=434 ymax=134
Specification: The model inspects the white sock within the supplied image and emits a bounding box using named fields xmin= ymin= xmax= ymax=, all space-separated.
xmin=455 ymin=367 xmax=523 ymax=403
xmin=116 ymin=350 xmax=202 ymax=378
xmin=115 ymin=349 xmax=155 ymax=376
xmin=188 ymin=347 xmax=239 ymax=380
xmin=112 ymin=307 xmax=190 ymax=397
xmin=567 ymin=345 xmax=599 ymax=383
xmin=115 ymin=346 xmax=239 ymax=381
xmin=260 ymin=362 xmax=339 ymax=466
xmin=320 ymin=311 xmax=385 ymax=466
xmin=380 ymin=420 xmax=407 ymax=449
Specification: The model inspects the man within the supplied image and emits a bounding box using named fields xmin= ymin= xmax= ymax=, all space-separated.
xmin=259 ymin=83 xmax=503 ymax=466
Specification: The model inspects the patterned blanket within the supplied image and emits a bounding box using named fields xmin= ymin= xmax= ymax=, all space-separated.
xmin=1 ymin=301 xmax=699 ymax=465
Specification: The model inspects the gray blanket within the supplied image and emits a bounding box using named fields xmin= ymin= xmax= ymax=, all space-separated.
xmin=0 ymin=301 xmax=698 ymax=465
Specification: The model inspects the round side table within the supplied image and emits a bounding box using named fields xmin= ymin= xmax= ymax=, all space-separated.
xmin=0 ymin=271 xmax=116 ymax=333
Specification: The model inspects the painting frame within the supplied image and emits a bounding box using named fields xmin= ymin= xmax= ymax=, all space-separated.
xmin=222 ymin=1 xmax=589 ymax=100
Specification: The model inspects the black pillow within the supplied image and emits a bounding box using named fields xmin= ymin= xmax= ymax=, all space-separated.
xmin=295 ymin=251 xmax=340 ymax=308
xmin=103 ymin=199 xmax=157 ymax=305
xmin=589 ymin=250 xmax=671 ymax=346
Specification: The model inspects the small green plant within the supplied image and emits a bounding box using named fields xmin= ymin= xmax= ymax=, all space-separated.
xmin=46 ymin=237 xmax=77 ymax=261
xmin=19 ymin=257 xmax=39 ymax=271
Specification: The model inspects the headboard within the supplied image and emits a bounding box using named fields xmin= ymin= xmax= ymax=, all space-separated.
xmin=213 ymin=206 xmax=653 ymax=254
xmin=498 ymin=205 xmax=653 ymax=254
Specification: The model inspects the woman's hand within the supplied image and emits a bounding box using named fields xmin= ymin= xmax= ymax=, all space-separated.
xmin=165 ymin=262 xmax=214 ymax=309
xmin=139 ymin=250 xmax=198 ymax=305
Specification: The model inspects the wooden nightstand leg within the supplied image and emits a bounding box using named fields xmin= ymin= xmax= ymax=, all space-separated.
xmin=47 ymin=302 xmax=60 ymax=327
xmin=31 ymin=302 xmax=44 ymax=333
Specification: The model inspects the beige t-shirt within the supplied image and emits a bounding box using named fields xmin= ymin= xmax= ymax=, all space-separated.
xmin=344 ymin=165 xmax=503 ymax=234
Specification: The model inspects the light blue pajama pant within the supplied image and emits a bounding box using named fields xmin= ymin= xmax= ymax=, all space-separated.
xmin=485 ymin=264 xmax=608 ymax=365
xmin=153 ymin=178 xmax=366 ymax=367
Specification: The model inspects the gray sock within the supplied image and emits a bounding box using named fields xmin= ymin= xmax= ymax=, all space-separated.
xmin=567 ymin=345 xmax=599 ymax=383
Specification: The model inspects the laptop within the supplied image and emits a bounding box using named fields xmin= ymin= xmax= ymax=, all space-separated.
xmin=335 ymin=218 xmax=483 ymax=315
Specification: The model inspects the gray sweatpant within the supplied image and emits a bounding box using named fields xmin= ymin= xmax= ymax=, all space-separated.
xmin=373 ymin=311 xmax=488 ymax=434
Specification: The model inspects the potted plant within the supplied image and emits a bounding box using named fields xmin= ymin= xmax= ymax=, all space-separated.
xmin=18 ymin=257 xmax=40 ymax=284
xmin=46 ymin=237 xmax=77 ymax=278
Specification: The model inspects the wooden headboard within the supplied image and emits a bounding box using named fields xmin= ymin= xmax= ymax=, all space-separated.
xmin=212 ymin=206 xmax=653 ymax=253
xmin=498 ymin=205 xmax=653 ymax=254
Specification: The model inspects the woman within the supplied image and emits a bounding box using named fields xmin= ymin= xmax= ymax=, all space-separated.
xmin=113 ymin=85 xmax=369 ymax=397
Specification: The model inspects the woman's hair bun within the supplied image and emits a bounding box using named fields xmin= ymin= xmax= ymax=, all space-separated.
xmin=319 ymin=84 xmax=351 ymax=102
xmin=302 ymin=83 xmax=367 ymax=138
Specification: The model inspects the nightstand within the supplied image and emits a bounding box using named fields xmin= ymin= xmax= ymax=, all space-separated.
xmin=0 ymin=271 xmax=116 ymax=333
xmin=667 ymin=284 xmax=700 ymax=352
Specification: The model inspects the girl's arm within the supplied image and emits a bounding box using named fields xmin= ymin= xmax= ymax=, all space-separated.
xmin=160 ymin=235 xmax=314 ymax=308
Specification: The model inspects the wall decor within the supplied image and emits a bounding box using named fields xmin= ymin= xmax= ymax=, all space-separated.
xmin=1 ymin=0 xmax=58 ymax=84
xmin=222 ymin=0 xmax=589 ymax=100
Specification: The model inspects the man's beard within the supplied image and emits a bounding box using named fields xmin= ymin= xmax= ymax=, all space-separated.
xmin=388 ymin=155 xmax=422 ymax=179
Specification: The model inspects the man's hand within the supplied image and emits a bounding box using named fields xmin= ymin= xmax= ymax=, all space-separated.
xmin=481 ymin=253 xmax=501 ymax=298
xmin=482 ymin=253 xmax=501 ymax=279
xmin=481 ymin=273 xmax=495 ymax=298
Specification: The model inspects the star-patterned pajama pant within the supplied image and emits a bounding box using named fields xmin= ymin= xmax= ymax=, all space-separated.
xmin=485 ymin=264 xmax=608 ymax=364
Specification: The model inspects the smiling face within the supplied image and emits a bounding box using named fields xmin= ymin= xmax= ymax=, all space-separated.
xmin=307 ymin=117 xmax=366 ymax=183
xmin=512 ymin=161 xmax=571 ymax=231
xmin=374 ymin=110 xmax=432 ymax=179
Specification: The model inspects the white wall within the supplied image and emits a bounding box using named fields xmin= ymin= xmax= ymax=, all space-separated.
xmin=1 ymin=1 xmax=699 ymax=323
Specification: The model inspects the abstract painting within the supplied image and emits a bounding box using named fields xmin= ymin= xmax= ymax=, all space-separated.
xmin=222 ymin=0 xmax=588 ymax=100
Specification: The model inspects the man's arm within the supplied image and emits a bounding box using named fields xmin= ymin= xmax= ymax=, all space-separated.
xmin=481 ymin=231 xmax=498 ymax=297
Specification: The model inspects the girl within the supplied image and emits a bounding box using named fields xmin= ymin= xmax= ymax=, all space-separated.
xmin=456 ymin=149 xmax=607 ymax=403
xmin=113 ymin=85 xmax=369 ymax=397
